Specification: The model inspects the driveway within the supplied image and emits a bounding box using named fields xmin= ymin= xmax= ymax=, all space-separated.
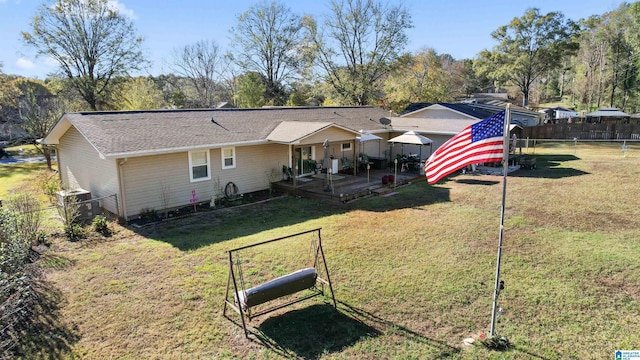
xmin=0 ymin=155 xmax=52 ymax=165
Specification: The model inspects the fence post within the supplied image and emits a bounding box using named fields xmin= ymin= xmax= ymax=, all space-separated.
xmin=114 ymin=194 xmax=119 ymax=219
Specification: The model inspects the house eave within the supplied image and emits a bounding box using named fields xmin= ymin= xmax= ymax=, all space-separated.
xmin=103 ymin=139 xmax=269 ymax=159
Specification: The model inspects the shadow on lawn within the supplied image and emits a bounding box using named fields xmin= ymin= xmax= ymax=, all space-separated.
xmin=247 ymin=301 xmax=459 ymax=359
xmin=511 ymin=154 xmax=589 ymax=179
xmin=336 ymin=300 xmax=460 ymax=358
xmin=0 ymin=162 xmax=47 ymax=180
xmin=455 ymin=179 xmax=500 ymax=186
xmin=6 ymin=280 xmax=79 ymax=359
xmin=251 ymin=303 xmax=380 ymax=359
xmin=132 ymin=184 xmax=451 ymax=251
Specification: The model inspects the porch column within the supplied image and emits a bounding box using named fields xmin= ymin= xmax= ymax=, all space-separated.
xmin=352 ymin=139 xmax=356 ymax=176
xmin=291 ymin=145 xmax=297 ymax=188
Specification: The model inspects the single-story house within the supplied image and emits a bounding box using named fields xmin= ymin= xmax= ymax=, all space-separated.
xmin=43 ymin=104 xmax=527 ymax=220
xmin=401 ymin=102 xmax=541 ymax=126
xmin=586 ymin=107 xmax=631 ymax=123
xmin=42 ymin=106 xmax=397 ymax=220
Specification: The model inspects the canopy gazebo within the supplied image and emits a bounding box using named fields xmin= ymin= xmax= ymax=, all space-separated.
xmin=388 ymin=131 xmax=433 ymax=173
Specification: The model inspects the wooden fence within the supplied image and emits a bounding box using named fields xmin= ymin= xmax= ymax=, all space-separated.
xmin=523 ymin=123 xmax=640 ymax=140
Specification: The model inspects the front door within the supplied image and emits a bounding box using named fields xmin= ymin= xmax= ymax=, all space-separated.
xmin=295 ymin=146 xmax=313 ymax=176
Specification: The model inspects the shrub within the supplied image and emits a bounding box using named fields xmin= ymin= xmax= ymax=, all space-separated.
xmin=33 ymin=230 xmax=50 ymax=247
xmin=139 ymin=208 xmax=158 ymax=223
xmin=6 ymin=191 xmax=42 ymax=243
xmin=92 ymin=215 xmax=110 ymax=236
xmin=0 ymin=208 xmax=42 ymax=357
xmin=37 ymin=171 xmax=61 ymax=205
xmin=64 ymin=223 xmax=84 ymax=241
xmin=57 ymin=195 xmax=81 ymax=228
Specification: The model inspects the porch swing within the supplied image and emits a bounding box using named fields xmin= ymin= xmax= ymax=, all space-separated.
xmin=223 ymin=228 xmax=336 ymax=338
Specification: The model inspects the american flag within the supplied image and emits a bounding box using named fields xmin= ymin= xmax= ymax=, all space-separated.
xmin=425 ymin=110 xmax=506 ymax=184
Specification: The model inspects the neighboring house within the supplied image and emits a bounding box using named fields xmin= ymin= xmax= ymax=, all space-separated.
xmin=401 ymin=102 xmax=541 ymax=126
xmin=538 ymin=106 xmax=579 ymax=123
xmin=586 ymin=107 xmax=631 ymax=123
xmin=392 ymin=103 xmax=528 ymax=151
xmin=42 ymin=106 xmax=395 ymax=220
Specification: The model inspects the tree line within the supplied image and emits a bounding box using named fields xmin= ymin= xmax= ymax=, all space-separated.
xmin=3 ymin=0 xmax=640 ymax=148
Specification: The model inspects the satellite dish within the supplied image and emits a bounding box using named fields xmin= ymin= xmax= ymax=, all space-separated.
xmin=379 ymin=117 xmax=391 ymax=126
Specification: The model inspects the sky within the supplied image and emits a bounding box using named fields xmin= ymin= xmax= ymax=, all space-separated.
xmin=0 ymin=0 xmax=626 ymax=80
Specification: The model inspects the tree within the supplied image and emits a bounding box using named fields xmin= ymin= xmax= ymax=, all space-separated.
xmin=463 ymin=59 xmax=491 ymax=97
xmin=112 ymin=77 xmax=165 ymax=110
xmin=305 ymin=0 xmax=412 ymax=106
xmin=384 ymin=50 xmax=446 ymax=112
xmin=152 ymin=74 xmax=189 ymax=109
xmin=230 ymin=1 xmax=304 ymax=105
xmin=573 ymin=15 xmax=607 ymax=110
xmin=477 ymin=8 xmax=576 ymax=107
xmin=0 ymin=65 xmax=22 ymax=136
xmin=17 ymin=79 xmax=62 ymax=169
xmin=598 ymin=3 xmax=637 ymax=110
xmin=171 ymin=40 xmax=229 ymax=108
xmin=234 ymin=72 xmax=267 ymax=108
xmin=22 ymin=0 xmax=146 ymax=110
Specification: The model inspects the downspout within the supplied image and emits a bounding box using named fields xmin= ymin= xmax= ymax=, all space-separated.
xmin=118 ymin=158 xmax=129 ymax=221
xmin=52 ymin=144 xmax=63 ymax=186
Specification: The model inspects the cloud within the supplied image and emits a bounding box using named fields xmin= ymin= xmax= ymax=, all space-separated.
xmin=107 ymin=0 xmax=137 ymax=19
xmin=16 ymin=58 xmax=36 ymax=70
xmin=44 ymin=57 xmax=59 ymax=67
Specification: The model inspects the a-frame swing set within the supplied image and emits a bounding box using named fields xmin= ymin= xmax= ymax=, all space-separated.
xmin=223 ymin=228 xmax=336 ymax=337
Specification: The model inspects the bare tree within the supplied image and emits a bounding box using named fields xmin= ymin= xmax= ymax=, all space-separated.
xmin=171 ymin=40 xmax=229 ymax=108
xmin=18 ymin=81 xmax=63 ymax=169
xmin=305 ymin=0 xmax=412 ymax=106
xmin=22 ymin=0 xmax=146 ymax=110
xmin=230 ymin=1 xmax=305 ymax=105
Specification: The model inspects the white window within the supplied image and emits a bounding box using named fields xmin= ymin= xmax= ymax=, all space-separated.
xmin=222 ymin=147 xmax=236 ymax=169
xmin=341 ymin=143 xmax=352 ymax=151
xmin=189 ymin=150 xmax=210 ymax=182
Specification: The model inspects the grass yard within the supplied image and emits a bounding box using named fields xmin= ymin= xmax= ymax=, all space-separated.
xmin=0 ymin=162 xmax=51 ymax=200
xmin=9 ymin=142 xmax=640 ymax=359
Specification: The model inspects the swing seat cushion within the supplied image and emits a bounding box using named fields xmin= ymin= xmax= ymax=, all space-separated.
xmin=237 ymin=267 xmax=317 ymax=309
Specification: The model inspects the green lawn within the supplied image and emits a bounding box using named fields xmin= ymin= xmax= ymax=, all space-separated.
xmin=0 ymin=162 xmax=50 ymax=199
xmin=16 ymin=142 xmax=640 ymax=359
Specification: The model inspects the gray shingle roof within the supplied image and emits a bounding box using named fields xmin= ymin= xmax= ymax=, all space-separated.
xmin=401 ymin=102 xmax=537 ymax=118
xmin=586 ymin=108 xmax=630 ymax=117
xmin=59 ymin=107 xmax=395 ymax=158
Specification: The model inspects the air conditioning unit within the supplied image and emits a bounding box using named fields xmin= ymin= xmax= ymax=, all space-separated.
xmin=56 ymin=189 xmax=94 ymax=221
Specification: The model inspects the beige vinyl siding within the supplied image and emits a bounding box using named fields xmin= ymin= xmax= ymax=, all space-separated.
xmin=301 ymin=128 xmax=356 ymax=162
xmin=427 ymin=134 xmax=453 ymax=152
xmin=301 ymin=127 xmax=355 ymax=145
xmin=121 ymin=143 xmax=288 ymax=218
xmin=58 ymin=127 xmax=120 ymax=214
xmin=405 ymin=108 xmax=471 ymax=119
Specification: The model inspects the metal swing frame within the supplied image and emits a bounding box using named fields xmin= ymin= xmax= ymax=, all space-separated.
xmin=223 ymin=228 xmax=336 ymax=338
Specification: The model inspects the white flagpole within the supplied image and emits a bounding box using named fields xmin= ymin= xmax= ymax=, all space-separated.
xmin=490 ymin=104 xmax=511 ymax=337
